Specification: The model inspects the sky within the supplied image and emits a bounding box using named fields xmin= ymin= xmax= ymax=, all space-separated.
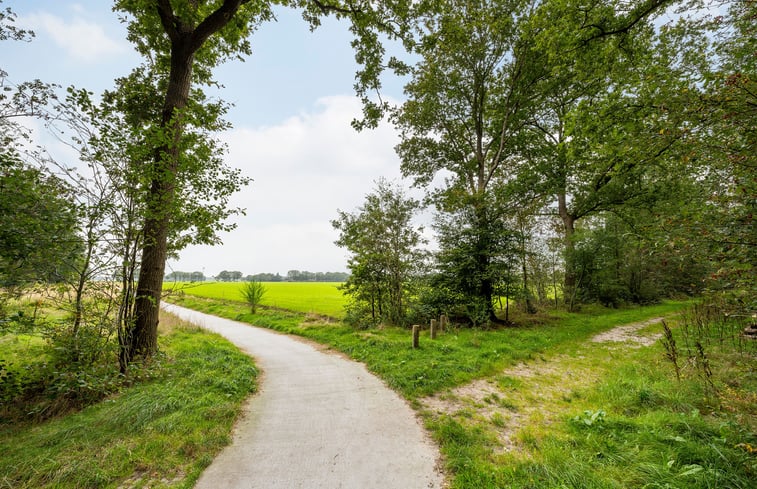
xmin=2 ymin=0 xmax=419 ymax=278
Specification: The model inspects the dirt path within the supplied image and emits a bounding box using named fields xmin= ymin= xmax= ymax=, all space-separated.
xmin=163 ymin=304 xmax=444 ymax=489
xmin=421 ymin=317 xmax=668 ymax=454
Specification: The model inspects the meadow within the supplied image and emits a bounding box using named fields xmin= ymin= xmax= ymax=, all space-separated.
xmin=163 ymin=281 xmax=346 ymax=318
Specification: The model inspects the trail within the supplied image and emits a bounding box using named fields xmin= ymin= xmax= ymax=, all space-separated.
xmin=163 ymin=304 xmax=444 ymax=489
xmin=421 ymin=317 xmax=668 ymax=454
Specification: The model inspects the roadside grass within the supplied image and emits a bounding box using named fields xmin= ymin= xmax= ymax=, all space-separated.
xmin=165 ymin=295 xmax=755 ymax=487
xmin=165 ymin=294 xmax=687 ymax=399
xmin=162 ymin=281 xmax=346 ymax=318
xmin=0 ymin=311 xmax=257 ymax=489
xmin=424 ymin=316 xmax=757 ymax=488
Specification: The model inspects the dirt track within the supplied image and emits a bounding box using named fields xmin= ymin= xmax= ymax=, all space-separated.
xmin=163 ymin=304 xmax=444 ymax=489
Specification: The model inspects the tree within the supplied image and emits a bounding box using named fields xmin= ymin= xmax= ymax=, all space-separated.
xmin=392 ymin=0 xmax=544 ymax=323
xmin=240 ymin=279 xmax=266 ymax=313
xmin=115 ymin=0 xmax=420 ymax=360
xmin=515 ymin=0 xmax=693 ymax=306
xmin=111 ymin=0 xmax=267 ymax=361
xmin=0 ymin=155 xmax=82 ymax=291
xmin=661 ymin=1 xmax=757 ymax=313
xmin=332 ymin=179 xmax=425 ymax=326
xmin=431 ymin=201 xmax=518 ymax=325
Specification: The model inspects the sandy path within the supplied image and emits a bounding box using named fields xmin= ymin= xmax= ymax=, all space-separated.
xmin=421 ymin=316 xmax=669 ymax=453
xmin=163 ymin=304 xmax=443 ymax=489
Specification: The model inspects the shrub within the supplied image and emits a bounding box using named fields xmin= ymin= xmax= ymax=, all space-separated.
xmin=240 ymin=280 xmax=266 ymax=314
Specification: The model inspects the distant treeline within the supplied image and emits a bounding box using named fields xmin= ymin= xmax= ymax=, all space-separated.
xmin=165 ymin=270 xmax=349 ymax=282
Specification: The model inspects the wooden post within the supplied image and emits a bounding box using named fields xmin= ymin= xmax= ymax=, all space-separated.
xmin=440 ymin=314 xmax=448 ymax=333
xmin=412 ymin=325 xmax=420 ymax=349
xmin=430 ymin=319 xmax=437 ymax=340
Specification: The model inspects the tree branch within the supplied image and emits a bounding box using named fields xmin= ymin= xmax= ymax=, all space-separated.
xmin=581 ymin=0 xmax=671 ymax=43
xmin=191 ymin=0 xmax=251 ymax=52
xmin=156 ymin=0 xmax=180 ymax=43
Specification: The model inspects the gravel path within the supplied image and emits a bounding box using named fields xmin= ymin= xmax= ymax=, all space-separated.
xmin=163 ymin=304 xmax=444 ymax=489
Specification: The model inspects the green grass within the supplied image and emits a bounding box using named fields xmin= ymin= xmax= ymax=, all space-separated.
xmin=426 ymin=313 xmax=757 ymax=489
xmin=163 ymin=281 xmax=346 ymax=318
xmin=0 ymin=313 xmax=257 ymax=488
xmin=8 ymin=290 xmax=752 ymax=488
xmin=166 ymin=294 xmax=688 ymax=399
xmin=164 ymin=295 xmax=755 ymax=487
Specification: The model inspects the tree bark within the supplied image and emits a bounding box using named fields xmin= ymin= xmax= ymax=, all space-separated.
xmin=557 ymin=191 xmax=577 ymax=308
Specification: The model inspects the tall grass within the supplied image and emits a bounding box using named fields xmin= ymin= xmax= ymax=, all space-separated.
xmin=0 ymin=312 xmax=257 ymax=488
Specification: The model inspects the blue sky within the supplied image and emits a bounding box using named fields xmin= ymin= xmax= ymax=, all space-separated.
xmin=4 ymin=0 xmax=414 ymax=277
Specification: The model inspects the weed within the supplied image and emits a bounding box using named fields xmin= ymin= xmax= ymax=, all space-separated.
xmin=661 ymin=319 xmax=681 ymax=381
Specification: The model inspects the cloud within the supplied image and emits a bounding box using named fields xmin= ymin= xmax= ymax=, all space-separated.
xmin=169 ymin=95 xmax=411 ymax=276
xmin=20 ymin=12 xmax=128 ymax=63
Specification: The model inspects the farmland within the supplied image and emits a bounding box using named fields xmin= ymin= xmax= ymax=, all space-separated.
xmin=162 ymin=281 xmax=346 ymax=318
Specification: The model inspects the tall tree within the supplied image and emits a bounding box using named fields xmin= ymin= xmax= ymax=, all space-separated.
xmin=393 ymin=0 xmax=545 ymax=323
xmin=114 ymin=0 xmax=271 ymax=361
xmin=517 ymin=0 xmax=694 ymax=305
xmin=116 ymin=0 xmax=419 ymax=360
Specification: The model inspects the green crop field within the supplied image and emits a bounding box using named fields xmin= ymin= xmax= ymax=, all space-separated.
xmin=163 ymin=281 xmax=347 ymax=318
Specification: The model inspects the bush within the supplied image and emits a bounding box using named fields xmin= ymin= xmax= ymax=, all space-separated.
xmin=240 ymin=280 xmax=266 ymax=314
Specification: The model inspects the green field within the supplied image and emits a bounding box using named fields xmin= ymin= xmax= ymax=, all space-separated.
xmin=163 ymin=281 xmax=346 ymax=318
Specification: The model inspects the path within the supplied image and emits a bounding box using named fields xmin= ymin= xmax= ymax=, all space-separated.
xmin=162 ymin=304 xmax=444 ymax=489
xmin=421 ymin=316 xmax=668 ymax=454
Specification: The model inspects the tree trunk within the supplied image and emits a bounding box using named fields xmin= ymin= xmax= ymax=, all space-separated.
xmin=557 ymin=191 xmax=577 ymax=308
xmin=125 ymin=0 xmax=249 ymax=365
xmin=129 ymin=40 xmax=194 ymax=362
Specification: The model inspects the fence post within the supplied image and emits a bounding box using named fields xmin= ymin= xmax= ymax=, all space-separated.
xmin=412 ymin=325 xmax=420 ymax=349
xmin=440 ymin=314 xmax=448 ymax=333
xmin=430 ymin=319 xmax=438 ymax=340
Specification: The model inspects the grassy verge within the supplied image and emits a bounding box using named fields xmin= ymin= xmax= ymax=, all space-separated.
xmin=166 ymin=294 xmax=687 ymax=399
xmin=424 ymin=315 xmax=757 ymax=488
xmin=0 ymin=312 xmax=257 ymax=489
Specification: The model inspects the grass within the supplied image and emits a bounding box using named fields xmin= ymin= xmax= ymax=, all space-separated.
xmin=424 ymin=313 xmax=757 ymax=489
xmin=166 ymin=294 xmax=688 ymax=399
xmin=164 ymin=294 xmax=756 ymax=487
xmin=163 ymin=281 xmax=346 ymax=318
xmin=6 ymin=288 xmax=753 ymax=488
xmin=0 ymin=312 xmax=257 ymax=488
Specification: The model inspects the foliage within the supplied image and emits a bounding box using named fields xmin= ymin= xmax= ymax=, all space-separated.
xmin=392 ymin=0 xmax=541 ymax=324
xmin=431 ymin=201 xmax=519 ymax=325
xmin=333 ymin=179 xmax=426 ymax=327
xmin=570 ymin=214 xmax=706 ymax=307
xmin=240 ymin=280 xmax=266 ymax=314
xmin=0 ymin=312 xmax=257 ymax=488
xmin=0 ymin=157 xmax=82 ymax=290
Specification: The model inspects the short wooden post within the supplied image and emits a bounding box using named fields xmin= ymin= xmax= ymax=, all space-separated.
xmin=430 ymin=319 xmax=438 ymax=340
xmin=440 ymin=314 xmax=448 ymax=333
xmin=412 ymin=324 xmax=420 ymax=349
